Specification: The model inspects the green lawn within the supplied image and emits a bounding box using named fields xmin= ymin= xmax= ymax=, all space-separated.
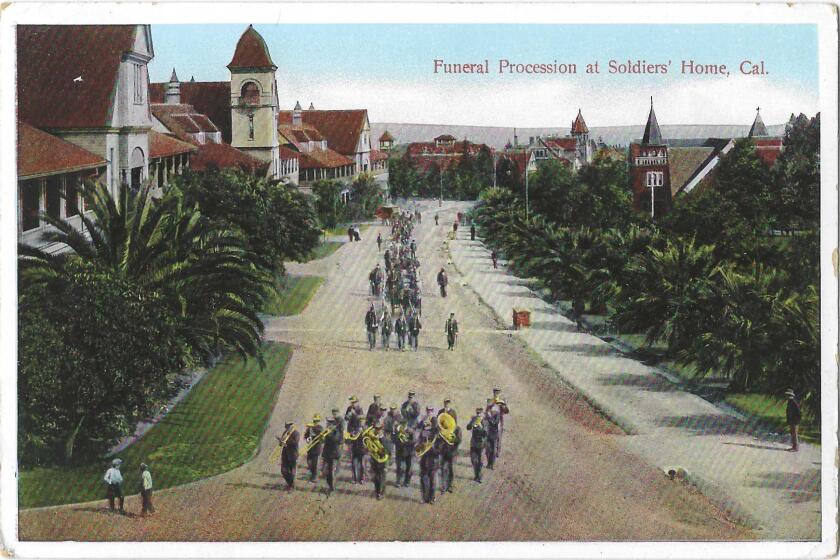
xmin=19 ymin=342 xmax=292 ymax=509
xmin=724 ymin=393 xmax=821 ymax=445
xmin=262 ymin=275 xmax=324 ymax=316
xmin=303 ymin=241 xmax=343 ymax=262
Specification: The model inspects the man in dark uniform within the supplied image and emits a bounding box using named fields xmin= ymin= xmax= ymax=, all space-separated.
xmin=439 ymin=423 xmax=461 ymax=494
xmin=377 ymin=233 xmax=382 ymax=251
xmin=369 ymin=422 xmax=388 ymax=500
xmin=467 ymin=407 xmax=488 ymax=482
xmin=401 ymin=391 xmax=420 ymax=428
xmin=365 ymin=304 xmax=379 ymax=350
xmin=277 ymin=421 xmax=300 ymax=490
xmin=383 ymin=404 xmax=401 ymax=468
xmin=434 ymin=213 xmax=439 ymax=225
xmin=438 ymin=398 xmax=458 ymax=422
xmin=366 ymin=395 xmax=384 ymax=426
xmin=491 ymin=250 xmax=498 ymax=269
xmin=418 ymin=405 xmax=437 ymax=429
xmin=395 ymin=311 xmax=408 ymax=350
xmin=418 ymin=419 xmax=441 ymax=504
xmin=331 ymin=407 xmax=345 ymax=436
xmin=350 ymin=424 xmax=367 ymax=484
xmin=303 ymin=414 xmax=324 ymax=482
xmin=321 ymin=417 xmax=342 ymax=493
xmin=394 ymin=419 xmax=415 ymax=487
xmin=437 ymin=267 xmax=449 ymax=298
xmin=345 ymin=396 xmax=363 ymax=466
xmin=347 ymin=226 xmax=354 ymax=243
xmin=786 ymin=388 xmax=801 ymax=452
xmin=491 ymin=388 xmax=510 ymax=458
xmin=484 ymin=398 xmax=500 ymax=470
xmin=445 ymin=312 xmax=459 ymax=350
xmin=410 ymin=240 xmax=417 ymax=261
xmin=408 ymin=311 xmax=422 ymax=351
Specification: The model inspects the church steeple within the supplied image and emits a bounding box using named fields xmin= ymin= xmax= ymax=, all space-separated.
xmin=748 ymin=107 xmax=768 ymax=138
xmin=642 ymin=97 xmax=663 ymax=145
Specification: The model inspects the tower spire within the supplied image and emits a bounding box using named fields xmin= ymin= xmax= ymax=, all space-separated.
xmin=642 ymin=97 xmax=662 ymax=145
xmin=748 ymin=106 xmax=768 ymax=138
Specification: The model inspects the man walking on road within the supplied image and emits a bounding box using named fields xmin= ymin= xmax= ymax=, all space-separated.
xmin=139 ymin=463 xmax=154 ymax=516
xmin=418 ymin=420 xmax=441 ymax=504
xmin=491 ymin=388 xmax=510 ymax=458
xmin=277 ymin=421 xmax=300 ymax=491
xmin=408 ymin=310 xmax=422 ymax=351
xmin=377 ymin=233 xmax=382 ymax=251
xmin=304 ymin=415 xmax=324 ymax=482
xmin=103 ymin=458 xmax=125 ymax=514
xmin=321 ymin=417 xmax=342 ymax=494
xmin=467 ymin=408 xmax=488 ymax=483
xmin=395 ymin=311 xmax=407 ymax=350
xmin=434 ymin=213 xmax=439 ymax=226
xmin=786 ymin=388 xmax=801 ymax=452
xmin=365 ymin=304 xmax=379 ymax=350
xmin=394 ymin=420 xmax=415 ymax=487
xmin=491 ymin=250 xmax=498 ymax=269
xmin=439 ymin=423 xmax=461 ymax=494
xmin=401 ymin=391 xmax=420 ymax=428
xmin=381 ymin=309 xmax=393 ymax=350
xmin=484 ymin=398 xmax=500 ymax=470
xmin=437 ymin=267 xmax=448 ymax=298
xmin=470 ymin=224 xmax=476 ymax=241
xmin=445 ymin=313 xmax=459 ymax=350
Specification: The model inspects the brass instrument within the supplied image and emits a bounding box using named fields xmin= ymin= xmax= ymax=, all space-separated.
xmin=362 ymin=426 xmax=389 ymax=464
xmin=396 ymin=424 xmax=410 ymax=444
xmin=493 ymin=396 xmax=507 ymax=406
xmin=302 ymin=427 xmax=333 ymax=454
xmin=270 ymin=429 xmax=293 ymax=462
xmin=344 ymin=428 xmax=362 ymax=442
xmin=415 ymin=412 xmax=457 ymax=457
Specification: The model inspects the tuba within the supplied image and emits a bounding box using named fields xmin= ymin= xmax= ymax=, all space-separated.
xmin=415 ymin=413 xmax=457 ymax=457
xmin=362 ymin=426 xmax=389 ymax=463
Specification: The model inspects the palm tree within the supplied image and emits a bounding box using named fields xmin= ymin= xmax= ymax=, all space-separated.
xmin=19 ymin=180 xmax=272 ymax=363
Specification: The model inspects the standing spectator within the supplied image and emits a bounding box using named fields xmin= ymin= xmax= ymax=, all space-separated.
xmin=376 ymin=233 xmax=382 ymax=252
xmin=491 ymin=250 xmax=498 ymax=269
xmin=103 ymin=458 xmax=125 ymax=513
xmin=453 ymin=221 xmax=459 ymax=234
xmin=437 ymin=267 xmax=449 ymax=298
xmin=434 ymin=213 xmax=439 ymax=226
xmin=470 ymin=224 xmax=476 ymax=241
xmin=786 ymin=389 xmax=801 ymax=452
xmin=347 ymin=226 xmax=354 ymax=243
xmin=365 ymin=304 xmax=379 ymax=350
xmin=140 ymin=463 xmax=154 ymax=516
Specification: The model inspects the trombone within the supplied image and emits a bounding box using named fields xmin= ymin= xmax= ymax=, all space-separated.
xmin=269 ymin=429 xmax=293 ymax=463
xmin=302 ymin=426 xmax=334 ymax=455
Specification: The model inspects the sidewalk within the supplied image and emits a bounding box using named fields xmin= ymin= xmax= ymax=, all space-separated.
xmin=449 ymin=234 xmax=821 ymax=540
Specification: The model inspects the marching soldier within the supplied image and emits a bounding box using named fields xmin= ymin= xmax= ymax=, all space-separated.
xmin=350 ymin=423 xmax=367 ymax=485
xmin=491 ymin=388 xmax=510 ymax=458
xmin=394 ymin=419 xmax=415 ymax=487
xmin=277 ymin=421 xmax=300 ymax=490
xmin=437 ymin=267 xmax=449 ymax=298
xmin=401 ymin=391 xmax=420 ymax=428
xmin=365 ymin=304 xmax=379 ymax=350
xmin=383 ymin=404 xmax=401 ymax=467
xmin=467 ymin=407 xmax=488 ymax=483
xmin=331 ymin=407 xmax=345 ymax=436
xmin=417 ymin=419 xmax=441 ymax=504
xmin=366 ymin=395 xmax=384 ymax=426
xmin=418 ymin=405 xmax=437 ymax=430
xmin=369 ymin=423 xmax=388 ymax=500
xmin=445 ymin=313 xmax=459 ymax=350
xmin=321 ymin=417 xmax=342 ymax=494
xmin=346 ymin=396 xmax=364 ymax=432
xmin=407 ymin=310 xmax=422 ymax=351
xmin=439 ymin=422 xmax=461 ymax=494
xmin=381 ymin=309 xmax=393 ymax=350
xmin=438 ymin=398 xmax=458 ymax=422
xmin=484 ymin=398 xmax=500 ymax=470
xmin=395 ymin=311 xmax=408 ymax=350
xmin=303 ymin=414 xmax=324 ymax=482
xmin=377 ymin=232 xmax=382 ymax=252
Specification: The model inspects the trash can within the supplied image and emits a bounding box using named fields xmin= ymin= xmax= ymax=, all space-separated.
xmin=512 ymin=308 xmax=531 ymax=329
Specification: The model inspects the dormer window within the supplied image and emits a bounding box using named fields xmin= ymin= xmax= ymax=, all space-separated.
xmin=241 ymin=82 xmax=260 ymax=106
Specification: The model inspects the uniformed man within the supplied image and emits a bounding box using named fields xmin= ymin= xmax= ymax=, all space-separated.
xmin=417 ymin=419 xmax=441 ymax=504
xmin=439 ymin=423 xmax=461 ymax=494
xmin=418 ymin=405 xmax=437 ymax=429
xmin=350 ymin=422 xmax=367 ymax=485
xmin=401 ymin=391 xmax=420 ymax=428
xmin=395 ymin=311 xmax=408 ymax=350
xmin=437 ymin=267 xmax=449 ymax=298
xmin=438 ymin=398 xmax=458 ymax=422
xmin=445 ymin=312 xmax=459 ymax=350
xmin=369 ymin=422 xmax=388 ymax=500
xmin=366 ymin=395 xmax=383 ymax=426
xmin=331 ymin=407 xmax=345 ymax=436
xmin=365 ymin=304 xmax=379 ymax=350
xmin=381 ymin=309 xmax=393 ymax=350
xmin=303 ymin=414 xmax=324 ymax=482
xmin=491 ymin=388 xmax=510 ymax=458
xmin=383 ymin=404 xmax=401 ymax=467
xmin=466 ymin=407 xmax=488 ymax=483
xmin=277 ymin=421 xmax=300 ymax=490
xmin=394 ymin=419 xmax=415 ymax=487
xmin=434 ymin=213 xmax=439 ymax=225
xmin=321 ymin=417 xmax=342 ymax=493
xmin=410 ymin=239 xmax=417 ymax=261
xmin=407 ymin=310 xmax=422 ymax=351
xmin=377 ymin=233 xmax=382 ymax=252
xmin=484 ymin=398 xmax=501 ymax=470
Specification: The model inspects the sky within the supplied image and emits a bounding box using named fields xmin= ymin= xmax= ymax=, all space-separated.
xmin=149 ymin=24 xmax=819 ymax=128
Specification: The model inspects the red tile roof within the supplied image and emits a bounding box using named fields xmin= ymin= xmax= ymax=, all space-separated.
xmin=571 ymin=110 xmax=589 ymax=134
xmin=148 ymin=130 xmax=197 ymax=160
xmin=379 ymin=131 xmax=394 ymax=142
xmin=370 ymin=149 xmax=389 ymax=162
xmin=298 ymin=148 xmax=355 ymax=170
xmin=151 ymin=103 xmax=220 ymax=141
xmin=279 ymin=145 xmax=300 ymax=160
xmin=542 ymin=137 xmax=577 ymax=152
xmin=435 ymin=134 xmax=456 ymax=142
xmin=150 ymin=82 xmax=232 ymax=142
xmin=500 ymin=150 xmax=533 ymax=180
xmin=17 ymin=25 xmax=138 ymax=129
xmin=190 ymin=142 xmax=269 ymax=173
xmin=18 ymin=122 xmax=106 ymax=178
xmin=227 ymin=25 xmax=276 ymax=70
xmin=279 ymin=109 xmax=368 ymax=155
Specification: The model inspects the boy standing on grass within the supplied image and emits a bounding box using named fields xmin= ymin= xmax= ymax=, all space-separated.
xmin=103 ymin=458 xmax=125 ymax=513
xmin=140 ymin=463 xmax=154 ymax=516
xmin=786 ymin=389 xmax=801 ymax=452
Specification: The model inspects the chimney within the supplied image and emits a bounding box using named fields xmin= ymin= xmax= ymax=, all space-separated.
xmin=165 ymin=68 xmax=181 ymax=104
xmin=513 ymin=128 xmax=518 ymax=147
xmin=293 ymin=100 xmax=302 ymax=126
xmin=308 ymin=102 xmax=315 ymax=110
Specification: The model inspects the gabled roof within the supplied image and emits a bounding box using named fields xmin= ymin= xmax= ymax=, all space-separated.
xmin=278 ymin=109 xmax=368 ymax=155
xmin=668 ymin=147 xmax=716 ymax=196
xmin=150 ymin=81 xmax=232 ymax=142
xmin=748 ymin=109 xmax=769 ymax=138
xmin=500 ymin=150 xmax=534 ymax=180
xmin=571 ymin=109 xmax=589 ymax=134
xmin=17 ymin=25 xmax=139 ymax=129
xmin=18 ymin=122 xmax=106 ymax=178
xmin=435 ymin=134 xmax=456 ymax=142
xmin=541 ymin=137 xmax=577 ymax=153
xmin=190 ymin=142 xmax=270 ymax=173
xmin=151 ymin=103 xmax=220 ymax=142
xmin=370 ymin=149 xmax=389 ymax=162
xmin=227 ymin=25 xmax=276 ymax=70
xmin=298 ymin=148 xmax=355 ymax=170
xmin=642 ymin=98 xmax=663 ymax=145
xmin=148 ymin=130 xmax=198 ymax=159
xmin=379 ymin=130 xmax=394 ymax=142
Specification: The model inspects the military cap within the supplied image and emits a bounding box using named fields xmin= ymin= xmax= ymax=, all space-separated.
xmin=443 ymin=398 xmax=452 ymax=405
xmin=408 ymin=390 xmax=416 ymax=397
xmin=312 ymin=414 xmax=322 ymax=422
xmin=349 ymin=395 xmax=359 ymax=403
xmin=390 ymin=403 xmax=397 ymax=409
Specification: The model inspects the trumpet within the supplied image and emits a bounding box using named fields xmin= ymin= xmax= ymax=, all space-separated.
xmin=344 ymin=428 xmax=362 ymax=442
xmin=302 ymin=427 xmax=333 ymax=454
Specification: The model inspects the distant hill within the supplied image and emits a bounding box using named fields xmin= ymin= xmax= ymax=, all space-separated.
xmin=371 ymin=122 xmax=786 ymax=150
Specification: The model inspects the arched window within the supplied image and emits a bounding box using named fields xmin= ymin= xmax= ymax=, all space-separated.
xmin=130 ymin=147 xmax=145 ymax=190
xmin=240 ymin=81 xmax=260 ymax=105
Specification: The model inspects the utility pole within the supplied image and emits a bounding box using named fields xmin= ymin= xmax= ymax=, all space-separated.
xmin=492 ymin=151 xmax=497 ymax=189
xmin=649 ymin=183 xmax=655 ymax=219
xmin=525 ymin=157 xmax=530 ymax=222
xmin=439 ymin=170 xmax=443 ymax=207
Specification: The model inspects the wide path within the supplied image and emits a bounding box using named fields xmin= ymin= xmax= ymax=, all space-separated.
xmin=448 ymin=214 xmax=821 ymax=540
xmin=19 ymin=201 xmax=750 ymax=541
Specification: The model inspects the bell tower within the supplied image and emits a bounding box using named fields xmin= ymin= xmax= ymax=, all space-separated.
xmin=228 ymin=25 xmax=280 ymax=178
xmin=629 ymin=97 xmax=672 ymax=217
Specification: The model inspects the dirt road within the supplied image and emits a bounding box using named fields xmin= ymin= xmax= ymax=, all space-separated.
xmin=19 ymin=202 xmax=751 ymax=541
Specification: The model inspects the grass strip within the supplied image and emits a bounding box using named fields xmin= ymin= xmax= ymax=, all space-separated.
xmin=263 ymin=275 xmax=324 ymax=316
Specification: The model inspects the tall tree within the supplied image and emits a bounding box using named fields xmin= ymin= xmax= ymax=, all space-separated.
xmin=771 ymin=113 xmax=820 ymax=230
